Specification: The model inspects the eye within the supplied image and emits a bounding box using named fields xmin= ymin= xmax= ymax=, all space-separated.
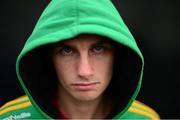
xmin=60 ymin=46 xmax=73 ymax=56
xmin=92 ymin=46 xmax=105 ymax=54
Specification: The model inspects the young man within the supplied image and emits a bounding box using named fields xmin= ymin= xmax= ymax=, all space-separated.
xmin=0 ymin=0 xmax=160 ymax=119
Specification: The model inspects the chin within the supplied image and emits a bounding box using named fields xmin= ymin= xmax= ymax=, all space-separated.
xmin=73 ymin=93 xmax=102 ymax=102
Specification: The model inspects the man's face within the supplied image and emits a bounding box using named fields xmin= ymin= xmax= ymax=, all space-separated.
xmin=52 ymin=34 xmax=114 ymax=101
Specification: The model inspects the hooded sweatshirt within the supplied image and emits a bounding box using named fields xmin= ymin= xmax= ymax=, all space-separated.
xmin=0 ymin=0 xmax=160 ymax=119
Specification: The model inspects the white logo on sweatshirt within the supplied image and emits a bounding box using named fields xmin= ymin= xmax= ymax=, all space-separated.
xmin=3 ymin=112 xmax=31 ymax=120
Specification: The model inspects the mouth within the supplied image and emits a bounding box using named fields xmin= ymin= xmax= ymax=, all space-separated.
xmin=71 ymin=82 xmax=100 ymax=91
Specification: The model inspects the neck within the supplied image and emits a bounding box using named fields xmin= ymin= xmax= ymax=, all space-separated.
xmin=56 ymin=88 xmax=111 ymax=119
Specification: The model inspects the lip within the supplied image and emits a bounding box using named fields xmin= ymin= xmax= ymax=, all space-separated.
xmin=71 ymin=82 xmax=100 ymax=91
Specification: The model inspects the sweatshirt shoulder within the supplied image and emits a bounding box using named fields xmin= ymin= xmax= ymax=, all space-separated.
xmin=124 ymin=100 xmax=160 ymax=119
xmin=0 ymin=95 xmax=39 ymax=119
xmin=0 ymin=95 xmax=31 ymax=115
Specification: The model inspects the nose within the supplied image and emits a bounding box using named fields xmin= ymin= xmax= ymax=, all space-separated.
xmin=77 ymin=54 xmax=94 ymax=78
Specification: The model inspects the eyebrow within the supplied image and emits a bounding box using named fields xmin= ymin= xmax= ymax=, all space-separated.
xmin=93 ymin=39 xmax=112 ymax=47
xmin=95 ymin=40 xmax=108 ymax=45
xmin=53 ymin=42 xmax=67 ymax=49
xmin=53 ymin=37 xmax=111 ymax=49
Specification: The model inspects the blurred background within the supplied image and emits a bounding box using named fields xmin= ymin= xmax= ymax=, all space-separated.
xmin=1 ymin=0 xmax=180 ymax=118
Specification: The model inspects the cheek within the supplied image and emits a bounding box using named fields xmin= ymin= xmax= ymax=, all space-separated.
xmin=53 ymin=57 xmax=76 ymax=82
xmin=93 ymin=55 xmax=114 ymax=80
xmin=95 ymin=54 xmax=114 ymax=68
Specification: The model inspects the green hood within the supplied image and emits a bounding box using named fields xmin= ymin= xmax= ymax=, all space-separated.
xmin=16 ymin=0 xmax=144 ymax=119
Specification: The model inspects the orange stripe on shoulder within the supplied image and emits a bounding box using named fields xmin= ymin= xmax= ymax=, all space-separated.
xmin=0 ymin=101 xmax=32 ymax=115
xmin=129 ymin=100 xmax=160 ymax=119
xmin=0 ymin=95 xmax=29 ymax=110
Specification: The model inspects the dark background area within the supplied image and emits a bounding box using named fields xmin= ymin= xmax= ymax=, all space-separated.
xmin=1 ymin=0 xmax=180 ymax=118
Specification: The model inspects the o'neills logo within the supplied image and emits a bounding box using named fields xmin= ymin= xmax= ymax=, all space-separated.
xmin=3 ymin=112 xmax=31 ymax=120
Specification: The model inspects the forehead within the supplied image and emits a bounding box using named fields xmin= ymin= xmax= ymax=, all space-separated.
xmin=51 ymin=34 xmax=113 ymax=51
xmin=62 ymin=34 xmax=107 ymax=45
